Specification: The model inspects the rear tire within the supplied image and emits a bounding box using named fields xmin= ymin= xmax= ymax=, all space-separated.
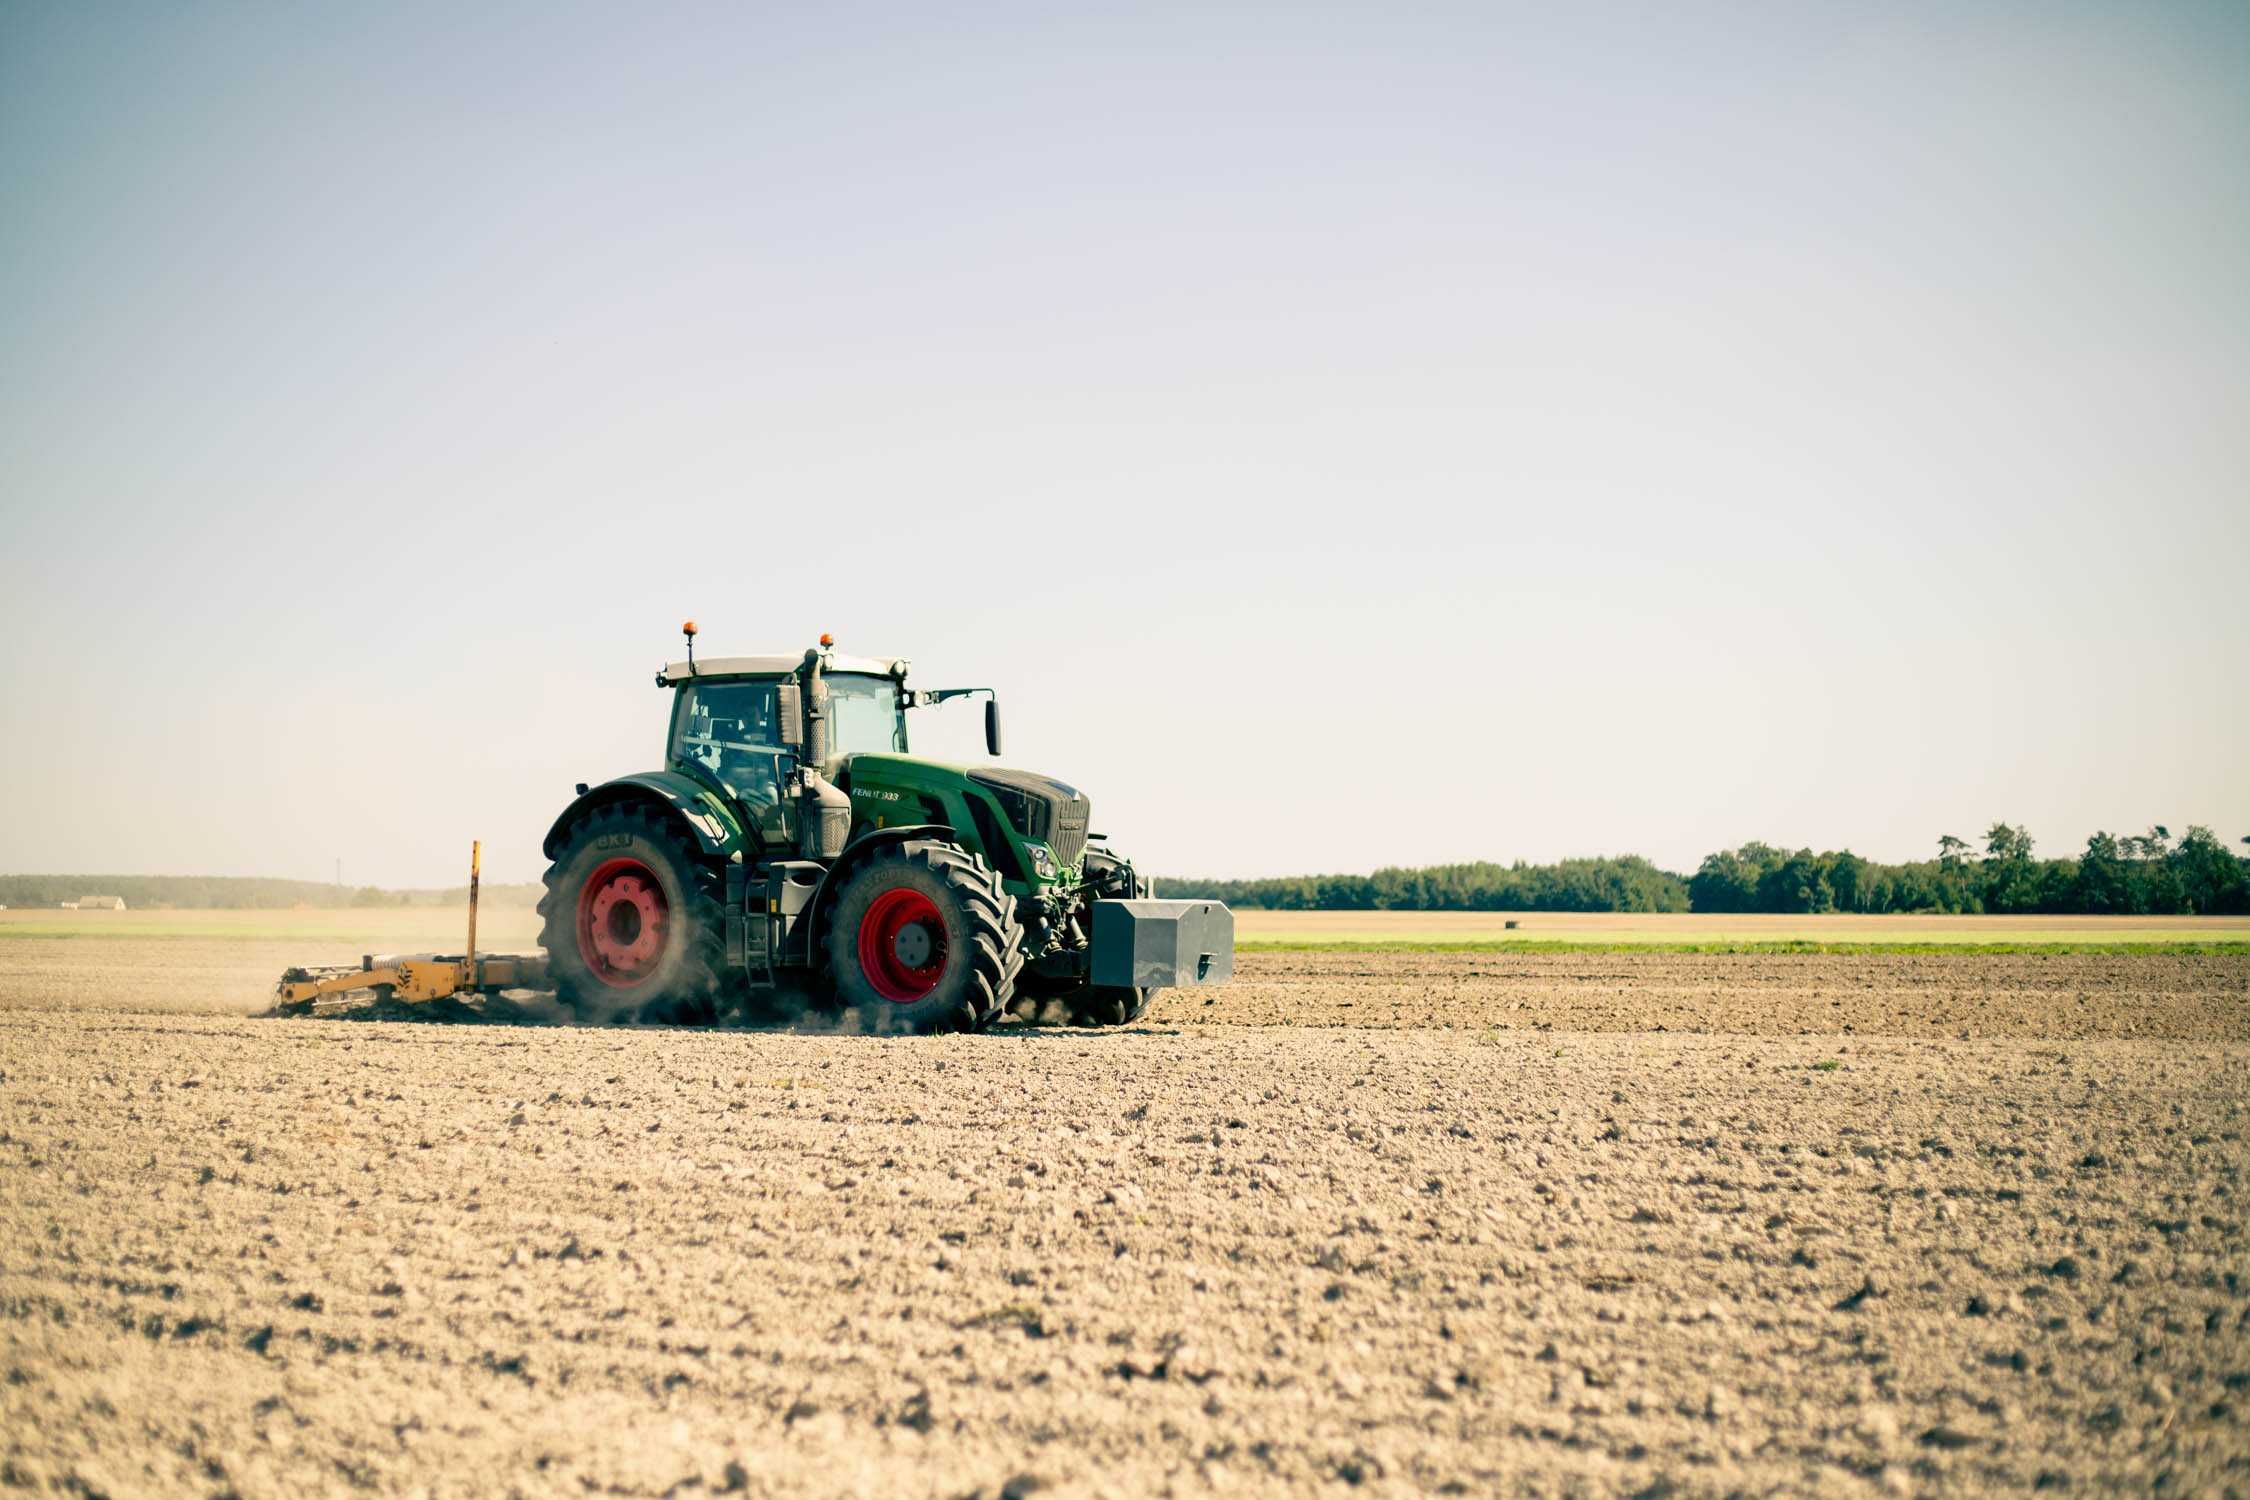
xmin=539 ymin=804 xmax=727 ymax=1024
xmin=1021 ymin=849 xmax=1155 ymax=1027
xmin=825 ymin=841 xmax=1022 ymax=1034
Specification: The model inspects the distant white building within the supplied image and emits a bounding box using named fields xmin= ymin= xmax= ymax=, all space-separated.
xmin=69 ymin=895 xmax=127 ymax=911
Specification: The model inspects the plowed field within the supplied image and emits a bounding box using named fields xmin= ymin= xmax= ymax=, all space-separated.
xmin=2 ymin=917 xmax=2245 ymax=1495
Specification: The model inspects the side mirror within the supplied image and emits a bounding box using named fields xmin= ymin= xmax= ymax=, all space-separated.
xmin=984 ymin=698 xmax=1003 ymax=758
xmin=775 ymin=683 xmax=804 ymax=749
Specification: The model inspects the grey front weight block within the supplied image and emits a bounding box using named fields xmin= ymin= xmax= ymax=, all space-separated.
xmin=1089 ymin=899 xmax=1235 ymax=990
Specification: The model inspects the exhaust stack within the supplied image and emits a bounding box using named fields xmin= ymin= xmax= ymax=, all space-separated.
xmin=794 ymin=641 xmax=850 ymax=858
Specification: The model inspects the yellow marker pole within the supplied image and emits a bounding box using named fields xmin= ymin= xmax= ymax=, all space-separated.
xmin=465 ymin=840 xmax=481 ymax=982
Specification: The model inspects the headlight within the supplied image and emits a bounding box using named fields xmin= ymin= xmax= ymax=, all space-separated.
xmin=1026 ymin=843 xmax=1058 ymax=879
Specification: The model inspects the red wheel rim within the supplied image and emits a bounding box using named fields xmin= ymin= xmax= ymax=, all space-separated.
xmin=576 ymin=857 xmax=670 ymax=988
xmin=856 ymin=887 xmax=947 ymax=1002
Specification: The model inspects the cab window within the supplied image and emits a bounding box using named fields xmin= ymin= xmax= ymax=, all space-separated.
xmin=673 ymin=681 xmax=787 ymax=810
xmin=827 ymin=674 xmax=908 ymax=754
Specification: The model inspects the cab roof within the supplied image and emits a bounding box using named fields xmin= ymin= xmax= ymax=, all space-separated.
xmin=657 ymin=653 xmax=907 ymax=684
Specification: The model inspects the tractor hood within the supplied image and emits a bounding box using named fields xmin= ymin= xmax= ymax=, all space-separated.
xmin=843 ymin=753 xmax=1093 ymax=879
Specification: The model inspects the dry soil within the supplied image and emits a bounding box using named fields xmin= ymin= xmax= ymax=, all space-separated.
xmin=1 ymin=948 xmax=2246 ymax=1497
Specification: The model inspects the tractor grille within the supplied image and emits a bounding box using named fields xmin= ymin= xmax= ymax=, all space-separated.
xmin=970 ymin=770 xmax=1091 ymax=869
xmin=1047 ymin=796 xmax=1090 ymax=868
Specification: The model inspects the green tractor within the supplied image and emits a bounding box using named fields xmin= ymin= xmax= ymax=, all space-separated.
xmin=536 ymin=627 xmax=1233 ymax=1032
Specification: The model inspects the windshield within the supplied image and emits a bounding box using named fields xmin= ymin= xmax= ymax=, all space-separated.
xmin=827 ymin=674 xmax=907 ymax=755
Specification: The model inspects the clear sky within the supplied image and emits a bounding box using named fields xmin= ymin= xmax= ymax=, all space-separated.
xmin=3 ymin=1 xmax=2245 ymax=887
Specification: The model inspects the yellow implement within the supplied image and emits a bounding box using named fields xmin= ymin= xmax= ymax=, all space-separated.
xmin=273 ymin=841 xmax=550 ymax=1011
xmin=273 ymin=952 xmax=551 ymax=1008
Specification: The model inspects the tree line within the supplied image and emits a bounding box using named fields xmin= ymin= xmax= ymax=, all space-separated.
xmin=1162 ymin=825 xmax=2250 ymax=915
xmin=0 ymin=875 xmax=543 ymax=910
xmin=1158 ymin=856 xmax=1689 ymax=912
xmin=1684 ymin=825 xmax=2248 ymax=915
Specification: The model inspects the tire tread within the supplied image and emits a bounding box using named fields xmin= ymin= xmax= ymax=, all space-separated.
xmin=537 ymin=804 xmax=728 ymax=1023
xmin=825 ymin=840 xmax=1022 ymax=1034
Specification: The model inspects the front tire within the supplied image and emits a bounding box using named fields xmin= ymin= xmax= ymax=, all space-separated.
xmin=825 ymin=841 xmax=1023 ymax=1034
xmin=539 ymin=804 xmax=727 ymax=1024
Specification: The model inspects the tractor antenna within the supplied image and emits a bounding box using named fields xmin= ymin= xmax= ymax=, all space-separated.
xmin=682 ymin=620 xmax=699 ymax=677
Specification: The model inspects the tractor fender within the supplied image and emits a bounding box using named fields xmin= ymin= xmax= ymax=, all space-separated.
xmin=543 ymin=772 xmax=746 ymax=863
xmin=802 ymin=824 xmax=956 ymax=956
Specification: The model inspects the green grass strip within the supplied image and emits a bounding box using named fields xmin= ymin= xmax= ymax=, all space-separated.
xmin=1237 ymin=939 xmax=2250 ymax=956
xmin=0 ymin=924 xmax=496 ymax=942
